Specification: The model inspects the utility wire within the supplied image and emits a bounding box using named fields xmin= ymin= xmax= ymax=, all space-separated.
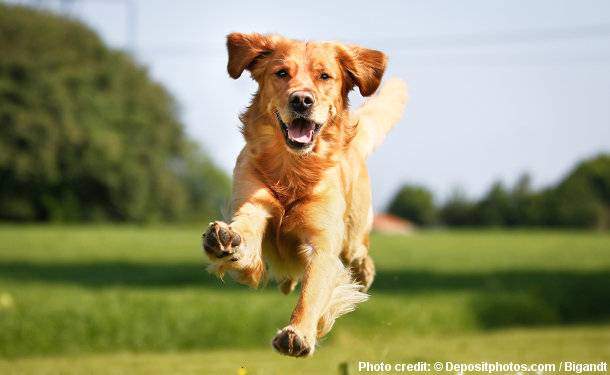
xmin=13 ymin=1 xmax=610 ymax=66
xmin=136 ymin=24 xmax=610 ymax=61
xmin=366 ymin=24 xmax=610 ymax=50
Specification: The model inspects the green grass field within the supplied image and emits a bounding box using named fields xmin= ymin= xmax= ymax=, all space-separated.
xmin=0 ymin=226 xmax=609 ymax=374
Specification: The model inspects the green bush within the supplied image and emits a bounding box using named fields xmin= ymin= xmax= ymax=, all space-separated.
xmin=387 ymin=184 xmax=436 ymax=226
xmin=544 ymin=154 xmax=610 ymax=229
xmin=438 ymin=156 xmax=610 ymax=229
xmin=474 ymin=181 xmax=513 ymax=226
xmin=0 ymin=4 xmax=229 ymax=222
xmin=439 ymin=188 xmax=476 ymax=226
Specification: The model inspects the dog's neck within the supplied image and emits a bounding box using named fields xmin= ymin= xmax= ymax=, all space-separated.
xmin=240 ymin=107 xmax=353 ymax=204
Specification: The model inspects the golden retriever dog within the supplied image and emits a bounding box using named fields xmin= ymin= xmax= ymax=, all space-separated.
xmin=202 ymin=32 xmax=407 ymax=357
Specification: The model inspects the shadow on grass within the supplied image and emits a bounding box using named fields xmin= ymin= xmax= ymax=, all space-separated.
xmin=1 ymin=261 xmax=609 ymax=327
xmin=373 ymin=268 xmax=610 ymax=328
xmin=0 ymin=261 xmax=244 ymax=289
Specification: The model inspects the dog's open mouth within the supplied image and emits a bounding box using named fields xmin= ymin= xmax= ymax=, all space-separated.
xmin=275 ymin=111 xmax=322 ymax=150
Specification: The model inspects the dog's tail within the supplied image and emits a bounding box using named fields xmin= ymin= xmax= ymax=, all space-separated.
xmin=317 ymin=260 xmax=368 ymax=338
xmin=351 ymin=78 xmax=408 ymax=158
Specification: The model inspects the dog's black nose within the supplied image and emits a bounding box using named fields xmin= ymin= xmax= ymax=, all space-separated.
xmin=289 ymin=91 xmax=314 ymax=113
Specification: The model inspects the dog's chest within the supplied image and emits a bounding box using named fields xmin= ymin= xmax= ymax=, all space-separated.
xmin=262 ymin=202 xmax=315 ymax=264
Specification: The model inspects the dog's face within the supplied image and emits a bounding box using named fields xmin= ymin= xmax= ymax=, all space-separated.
xmin=227 ymin=33 xmax=386 ymax=154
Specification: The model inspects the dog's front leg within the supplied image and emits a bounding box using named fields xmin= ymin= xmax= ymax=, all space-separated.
xmin=202 ymin=161 xmax=278 ymax=288
xmin=272 ymin=248 xmax=339 ymax=357
xmin=272 ymin=231 xmax=367 ymax=357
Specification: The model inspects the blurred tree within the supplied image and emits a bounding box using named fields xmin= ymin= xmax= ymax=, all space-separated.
xmin=439 ymin=187 xmax=476 ymax=226
xmin=474 ymin=181 xmax=512 ymax=226
xmin=542 ymin=154 xmax=609 ymax=229
xmin=509 ymin=172 xmax=541 ymax=226
xmin=448 ymin=156 xmax=610 ymax=229
xmin=0 ymin=4 xmax=229 ymax=222
xmin=387 ymin=184 xmax=436 ymax=226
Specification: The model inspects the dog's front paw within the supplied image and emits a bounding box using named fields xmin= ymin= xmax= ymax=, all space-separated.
xmin=202 ymin=221 xmax=242 ymax=262
xmin=272 ymin=326 xmax=314 ymax=357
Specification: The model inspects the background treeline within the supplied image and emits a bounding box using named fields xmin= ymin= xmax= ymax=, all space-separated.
xmin=388 ymin=154 xmax=610 ymax=229
xmin=0 ymin=5 xmax=230 ymax=222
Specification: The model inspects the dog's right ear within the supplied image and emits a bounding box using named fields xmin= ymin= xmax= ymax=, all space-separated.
xmin=226 ymin=33 xmax=276 ymax=79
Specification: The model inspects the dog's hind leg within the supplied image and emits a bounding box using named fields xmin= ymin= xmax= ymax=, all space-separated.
xmin=342 ymin=233 xmax=375 ymax=292
xmin=279 ymin=278 xmax=297 ymax=295
xmin=349 ymin=254 xmax=376 ymax=292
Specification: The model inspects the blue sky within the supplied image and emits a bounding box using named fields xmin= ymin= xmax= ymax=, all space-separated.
xmin=12 ymin=0 xmax=610 ymax=208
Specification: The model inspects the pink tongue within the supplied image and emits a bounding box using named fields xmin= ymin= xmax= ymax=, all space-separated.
xmin=287 ymin=120 xmax=314 ymax=143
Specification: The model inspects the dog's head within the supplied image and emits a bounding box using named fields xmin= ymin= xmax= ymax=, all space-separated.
xmin=227 ymin=33 xmax=386 ymax=154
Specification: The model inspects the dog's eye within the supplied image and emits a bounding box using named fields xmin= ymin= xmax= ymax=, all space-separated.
xmin=320 ymin=73 xmax=331 ymax=80
xmin=275 ymin=69 xmax=288 ymax=78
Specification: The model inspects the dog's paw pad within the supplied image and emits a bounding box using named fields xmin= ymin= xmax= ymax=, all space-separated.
xmin=202 ymin=221 xmax=241 ymax=261
xmin=272 ymin=327 xmax=312 ymax=357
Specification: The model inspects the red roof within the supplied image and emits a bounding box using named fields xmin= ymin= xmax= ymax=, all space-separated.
xmin=373 ymin=213 xmax=414 ymax=234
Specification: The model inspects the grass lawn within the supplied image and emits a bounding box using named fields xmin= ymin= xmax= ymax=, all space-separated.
xmin=0 ymin=226 xmax=609 ymax=373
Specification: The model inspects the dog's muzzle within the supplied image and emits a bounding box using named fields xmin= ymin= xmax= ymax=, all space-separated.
xmin=275 ymin=111 xmax=322 ymax=151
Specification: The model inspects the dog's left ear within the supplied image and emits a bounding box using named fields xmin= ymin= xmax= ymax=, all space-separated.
xmin=337 ymin=45 xmax=387 ymax=97
xmin=226 ymin=32 xmax=276 ymax=79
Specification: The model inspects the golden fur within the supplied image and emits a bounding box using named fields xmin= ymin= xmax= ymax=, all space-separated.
xmin=202 ymin=32 xmax=408 ymax=357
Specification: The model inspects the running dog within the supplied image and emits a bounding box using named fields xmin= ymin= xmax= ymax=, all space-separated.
xmin=203 ymin=32 xmax=407 ymax=357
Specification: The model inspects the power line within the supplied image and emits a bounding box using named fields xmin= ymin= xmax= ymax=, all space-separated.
xmin=12 ymin=1 xmax=610 ymax=66
xmin=135 ymin=24 xmax=610 ymax=60
xmin=366 ymin=24 xmax=610 ymax=50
